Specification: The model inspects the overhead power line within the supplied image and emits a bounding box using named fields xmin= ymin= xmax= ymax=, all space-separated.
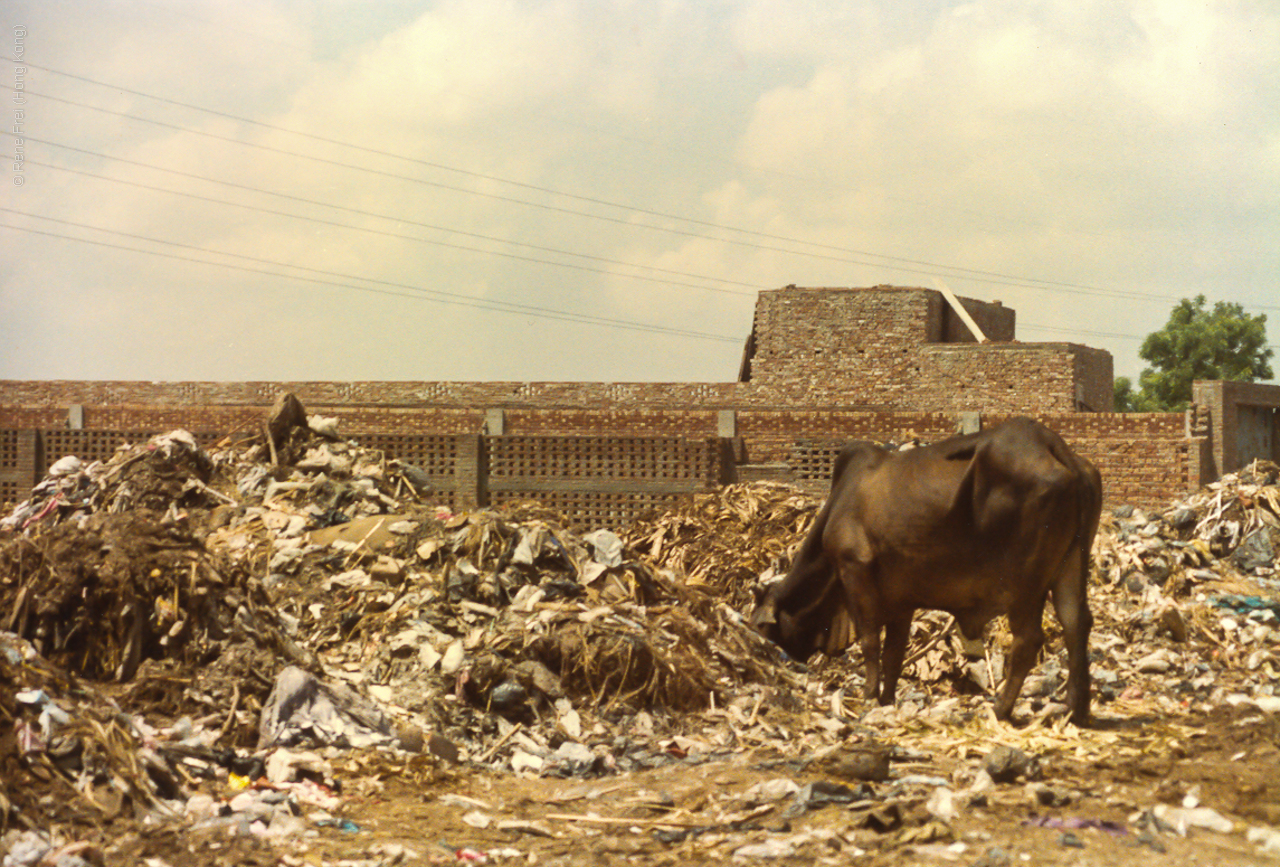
xmin=5 ymin=63 xmax=1277 ymax=328
xmin=0 ymin=210 xmax=742 ymax=344
xmin=4 ymin=61 xmax=1088 ymax=288
xmin=24 ymin=154 xmax=761 ymax=297
xmin=1019 ymin=324 xmax=1143 ymax=341
xmin=0 ymin=73 xmax=1217 ymax=306
xmin=17 ymin=129 xmax=1199 ymax=310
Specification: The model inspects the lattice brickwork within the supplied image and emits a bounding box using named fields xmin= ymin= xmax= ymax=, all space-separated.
xmin=0 ymin=428 xmax=24 ymax=506
xmin=787 ymin=440 xmax=850 ymax=483
xmin=0 ymin=430 xmax=18 ymax=469
xmin=486 ymin=437 xmax=719 ymax=483
xmin=345 ymin=433 xmax=462 ymax=512
xmin=489 ymin=490 xmax=687 ymax=532
xmin=359 ymin=433 xmax=459 ymax=477
xmin=42 ymin=430 xmax=157 ymax=469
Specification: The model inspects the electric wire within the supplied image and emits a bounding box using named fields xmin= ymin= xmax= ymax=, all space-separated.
xmin=24 ymin=156 xmax=761 ymax=297
xmin=3 ymin=62 xmax=1139 ymax=293
xmin=4 ymin=66 xmax=1276 ymax=333
xmin=1 ymin=79 xmax=1213 ymax=304
xmin=0 ymin=210 xmax=742 ymax=343
xmin=7 ymin=127 xmax=1247 ymax=315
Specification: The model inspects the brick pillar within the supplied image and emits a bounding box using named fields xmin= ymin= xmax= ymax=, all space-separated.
xmin=1187 ymin=402 xmax=1215 ymax=482
xmin=19 ymin=430 xmax=38 ymax=489
xmin=455 ymin=434 xmax=487 ymax=509
xmin=484 ymin=408 xmax=505 ymax=436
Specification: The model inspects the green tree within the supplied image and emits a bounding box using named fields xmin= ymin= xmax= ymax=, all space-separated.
xmin=1113 ymin=377 xmax=1140 ymax=412
xmin=1119 ymin=295 xmax=1273 ymax=411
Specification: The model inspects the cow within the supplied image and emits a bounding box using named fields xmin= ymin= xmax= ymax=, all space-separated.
xmin=751 ymin=417 xmax=1102 ymax=726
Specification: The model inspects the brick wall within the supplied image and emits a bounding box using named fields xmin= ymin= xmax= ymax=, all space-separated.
xmin=1192 ymin=380 xmax=1280 ymax=477
xmin=917 ymin=344 xmax=1114 ymax=414
xmin=952 ymin=296 xmax=1016 ymax=342
xmin=746 ymin=287 xmax=938 ymax=394
xmin=759 ymin=410 xmax=1191 ymax=510
xmin=0 ymin=380 xmax=744 ymax=412
xmin=0 ymin=286 xmax=1206 ymax=517
xmin=738 ymin=286 xmax=1106 ymax=412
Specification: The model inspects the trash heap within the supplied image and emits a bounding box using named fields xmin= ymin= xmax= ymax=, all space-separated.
xmin=620 ymin=481 xmax=821 ymax=611
xmin=1083 ymin=459 xmax=1280 ymax=715
xmin=1 ymin=401 xmax=1279 ymax=866
xmin=1094 ymin=459 xmax=1279 ymax=596
xmin=0 ymin=395 xmax=805 ymax=863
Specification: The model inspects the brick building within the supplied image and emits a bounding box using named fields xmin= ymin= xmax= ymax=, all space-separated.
xmin=740 ymin=286 xmax=1112 ymax=413
xmin=2 ymin=285 xmax=1250 ymax=524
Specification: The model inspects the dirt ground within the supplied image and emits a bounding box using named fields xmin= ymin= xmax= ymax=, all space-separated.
xmin=98 ymin=700 xmax=1278 ymax=866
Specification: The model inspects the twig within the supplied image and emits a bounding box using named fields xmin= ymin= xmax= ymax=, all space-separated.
xmin=549 ymin=804 xmax=774 ymax=830
xmin=343 ymin=520 xmax=386 ymax=568
xmin=903 ymin=617 xmax=955 ymax=668
xmin=218 ymin=682 xmax=241 ymax=744
xmin=747 ymin=690 xmax=765 ymax=726
xmin=480 ymin=723 xmax=522 ymax=763
xmin=264 ymin=422 xmax=279 ymax=467
xmin=546 ymin=812 xmax=708 ymax=829
xmin=185 ymin=476 xmax=237 ymax=506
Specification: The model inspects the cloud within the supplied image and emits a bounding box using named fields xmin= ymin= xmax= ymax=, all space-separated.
xmin=2 ymin=0 xmax=1277 ymax=385
xmin=709 ymin=1 xmax=1279 ymax=372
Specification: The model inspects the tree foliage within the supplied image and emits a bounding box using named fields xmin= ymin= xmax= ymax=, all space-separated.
xmin=1116 ymin=295 xmax=1273 ymax=412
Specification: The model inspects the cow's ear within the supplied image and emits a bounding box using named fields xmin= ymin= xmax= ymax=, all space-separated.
xmin=751 ymin=602 xmax=777 ymax=628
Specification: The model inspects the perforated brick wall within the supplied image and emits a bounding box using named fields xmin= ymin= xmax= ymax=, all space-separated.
xmin=737 ymin=410 xmax=962 ymax=464
xmin=358 ymin=432 xmax=462 ymax=512
xmin=0 ymin=430 xmax=34 ymax=507
xmin=484 ymin=436 xmax=725 ymax=530
xmin=486 ymin=436 xmax=720 ymax=483
xmin=0 ymin=286 xmax=1209 ymax=516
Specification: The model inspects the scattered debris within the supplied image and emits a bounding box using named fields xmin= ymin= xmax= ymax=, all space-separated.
xmin=1 ymin=398 xmax=1278 ymax=866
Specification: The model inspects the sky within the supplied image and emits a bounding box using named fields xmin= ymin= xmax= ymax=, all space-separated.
xmin=1 ymin=0 xmax=1277 ymax=385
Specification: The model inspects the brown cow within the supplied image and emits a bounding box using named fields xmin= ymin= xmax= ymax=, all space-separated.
xmin=752 ymin=417 xmax=1102 ymax=726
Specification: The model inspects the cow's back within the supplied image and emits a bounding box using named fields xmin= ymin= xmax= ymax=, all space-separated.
xmin=826 ymin=418 xmax=1095 ymax=624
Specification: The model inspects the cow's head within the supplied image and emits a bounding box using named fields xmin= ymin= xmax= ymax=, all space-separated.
xmin=750 ymin=593 xmax=822 ymax=661
xmin=751 ymin=577 xmax=852 ymax=662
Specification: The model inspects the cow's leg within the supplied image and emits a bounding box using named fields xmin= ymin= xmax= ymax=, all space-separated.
xmin=1052 ymin=547 xmax=1093 ymax=726
xmin=835 ymin=555 xmax=881 ymax=702
xmin=994 ymin=598 xmax=1046 ymax=721
xmin=878 ymin=615 xmax=912 ymax=705
xmin=857 ymin=624 xmax=882 ymax=702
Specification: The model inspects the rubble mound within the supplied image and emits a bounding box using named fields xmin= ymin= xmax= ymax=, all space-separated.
xmin=1096 ymin=459 xmax=1280 ymax=596
xmin=622 ymin=481 xmax=821 ymax=610
xmin=2 ymin=399 xmax=1279 ymax=866
xmin=2 ymin=509 xmax=242 ymax=681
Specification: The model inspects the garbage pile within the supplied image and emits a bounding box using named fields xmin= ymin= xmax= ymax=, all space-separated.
xmin=1095 ymin=458 xmax=1279 ymax=595
xmin=620 ymin=481 xmax=820 ymax=611
xmin=1082 ymin=459 xmax=1280 ymax=718
xmin=0 ymin=395 xmax=804 ymax=862
xmin=1 ymin=400 xmax=1279 ymax=866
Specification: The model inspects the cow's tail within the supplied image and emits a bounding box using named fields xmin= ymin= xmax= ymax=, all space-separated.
xmin=1046 ymin=435 xmax=1102 ymax=726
